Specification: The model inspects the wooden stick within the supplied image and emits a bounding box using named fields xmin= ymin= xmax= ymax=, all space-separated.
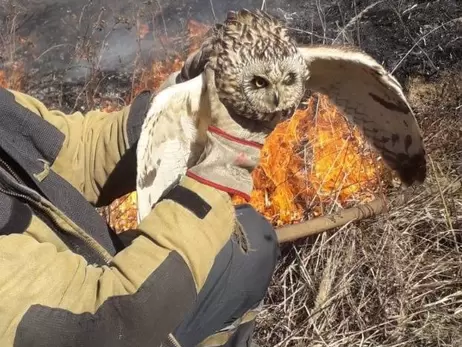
xmin=276 ymin=198 xmax=388 ymax=243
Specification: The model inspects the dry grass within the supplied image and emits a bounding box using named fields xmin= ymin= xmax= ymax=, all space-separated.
xmin=255 ymin=72 xmax=462 ymax=347
xmin=1 ymin=1 xmax=461 ymax=346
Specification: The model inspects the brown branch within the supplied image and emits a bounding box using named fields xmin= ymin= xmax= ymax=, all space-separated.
xmin=276 ymin=198 xmax=387 ymax=243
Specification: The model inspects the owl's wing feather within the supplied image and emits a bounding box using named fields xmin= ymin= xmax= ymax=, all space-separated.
xmin=136 ymin=74 xmax=207 ymax=222
xmin=136 ymin=139 xmax=190 ymax=223
xmin=298 ymin=45 xmax=426 ymax=186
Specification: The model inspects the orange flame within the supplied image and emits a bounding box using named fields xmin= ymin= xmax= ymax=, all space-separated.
xmin=233 ymin=95 xmax=386 ymax=226
xmin=0 ymin=62 xmax=24 ymax=90
xmin=138 ymin=23 xmax=150 ymax=39
xmin=104 ymin=192 xmax=139 ymax=232
xmin=187 ymin=20 xmax=210 ymax=52
xmin=0 ymin=70 xmax=7 ymax=88
xmin=131 ymin=58 xmax=184 ymax=97
xmin=129 ymin=20 xmax=209 ymax=98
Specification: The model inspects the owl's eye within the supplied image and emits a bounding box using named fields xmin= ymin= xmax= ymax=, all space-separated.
xmin=252 ymin=76 xmax=269 ymax=89
xmin=283 ymin=73 xmax=296 ymax=85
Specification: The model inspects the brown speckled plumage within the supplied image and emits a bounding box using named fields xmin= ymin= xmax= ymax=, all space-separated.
xmin=181 ymin=9 xmax=309 ymax=125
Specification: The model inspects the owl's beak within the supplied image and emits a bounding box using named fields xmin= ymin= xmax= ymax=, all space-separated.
xmin=273 ymin=90 xmax=280 ymax=107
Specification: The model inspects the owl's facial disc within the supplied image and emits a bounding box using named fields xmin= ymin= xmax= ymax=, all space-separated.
xmin=241 ymin=56 xmax=306 ymax=125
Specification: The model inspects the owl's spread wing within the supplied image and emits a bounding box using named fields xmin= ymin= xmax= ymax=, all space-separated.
xmin=136 ymin=74 xmax=207 ymax=222
xmin=298 ymin=45 xmax=426 ymax=186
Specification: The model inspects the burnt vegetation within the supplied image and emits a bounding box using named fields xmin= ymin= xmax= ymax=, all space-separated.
xmin=1 ymin=0 xmax=461 ymax=346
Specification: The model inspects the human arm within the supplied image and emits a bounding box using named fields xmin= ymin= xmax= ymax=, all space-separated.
xmin=0 ymin=175 xmax=235 ymax=347
xmin=8 ymin=88 xmax=152 ymax=206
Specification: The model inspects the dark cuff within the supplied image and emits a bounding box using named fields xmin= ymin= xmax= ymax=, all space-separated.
xmin=125 ymin=90 xmax=154 ymax=147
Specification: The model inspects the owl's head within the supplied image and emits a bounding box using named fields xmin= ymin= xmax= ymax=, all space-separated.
xmin=211 ymin=9 xmax=309 ymax=129
xmin=239 ymin=55 xmax=307 ymax=124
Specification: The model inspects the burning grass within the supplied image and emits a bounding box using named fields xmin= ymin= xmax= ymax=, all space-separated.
xmin=236 ymin=95 xmax=386 ymax=227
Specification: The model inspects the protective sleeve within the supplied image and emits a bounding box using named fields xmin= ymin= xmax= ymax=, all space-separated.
xmin=0 ymin=177 xmax=235 ymax=347
xmin=8 ymin=88 xmax=152 ymax=206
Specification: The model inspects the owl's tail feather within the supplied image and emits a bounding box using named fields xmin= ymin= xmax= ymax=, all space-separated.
xmin=179 ymin=46 xmax=211 ymax=81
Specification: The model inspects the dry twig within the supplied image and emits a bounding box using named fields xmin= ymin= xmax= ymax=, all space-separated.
xmin=276 ymin=198 xmax=387 ymax=243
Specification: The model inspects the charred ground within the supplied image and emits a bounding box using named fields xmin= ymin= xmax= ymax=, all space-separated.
xmin=1 ymin=0 xmax=461 ymax=108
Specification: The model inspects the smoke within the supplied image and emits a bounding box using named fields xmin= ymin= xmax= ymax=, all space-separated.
xmin=1 ymin=0 xmax=305 ymax=81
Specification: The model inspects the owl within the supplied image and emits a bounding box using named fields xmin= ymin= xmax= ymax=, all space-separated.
xmin=135 ymin=10 xmax=310 ymax=221
xmin=135 ymin=9 xmax=426 ymax=222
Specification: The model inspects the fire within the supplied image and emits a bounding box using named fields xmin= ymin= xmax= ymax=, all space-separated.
xmin=129 ymin=20 xmax=209 ymax=98
xmin=187 ymin=20 xmax=211 ymax=52
xmin=107 ymin=91 xmax=386 ymax=230
xmin=233 ymin=95 xmax=385 ymax=226
xmin=102 ymin=191 xmax=139 ymax=232
xmin=131 ymin=58 xmax=184 ymax=97
xmin=0 ymin=62 xmax=24 ymax=90
xmin=0 ymin=71 xmax=6 ymax=88
xmin=138 ymin=24 xmax=150 ymax=39
xmin=0 ymin=19 xmax=389 ymax=233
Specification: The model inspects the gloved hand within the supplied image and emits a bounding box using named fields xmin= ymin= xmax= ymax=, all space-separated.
xmin=185 ymin=124 xmax=263 ymax=202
